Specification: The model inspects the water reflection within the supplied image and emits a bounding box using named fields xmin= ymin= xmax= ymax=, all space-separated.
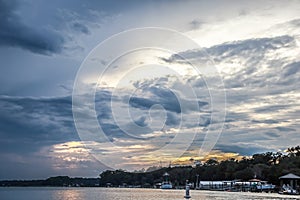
xmin=52 ymin=188 xmax=84 ymax=200
xmin=1 ymin=187 xmax=299 ymax=200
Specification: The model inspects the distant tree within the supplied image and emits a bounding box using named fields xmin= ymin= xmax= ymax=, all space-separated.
xmin=205 ymin=158 xmax=219 ymax=166
xmin=287 ymin=146 xmax=300 ymax=157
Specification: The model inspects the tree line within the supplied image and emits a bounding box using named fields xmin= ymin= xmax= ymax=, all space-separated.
xmin=0 ymin=176 xmax=99 ymax=187
xmin=99 ymin=146 xmax=300 ymax=187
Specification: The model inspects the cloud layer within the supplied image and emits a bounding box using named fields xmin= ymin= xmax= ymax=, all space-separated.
xmin=0 ymin=0 xmax=300 ymax=179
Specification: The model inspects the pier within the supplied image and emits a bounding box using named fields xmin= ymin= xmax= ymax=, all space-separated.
xmin=197 ymin=179 xmax=275 ymax=192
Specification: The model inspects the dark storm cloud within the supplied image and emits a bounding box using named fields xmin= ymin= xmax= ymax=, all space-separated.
xmin=0 ymin=94 xmax=78 ymax=179
xmin=0 ymin=95 xmax=78 ymax=153
xmin=13 ymin=95 xmax=116 ymax=151
xmin=0 ymin=0 xmax=65 ymax=55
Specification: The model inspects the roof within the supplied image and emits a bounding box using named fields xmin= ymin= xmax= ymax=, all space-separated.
xmin=249 ymin=179 xmax=261 ymax=182
xmin=279 ymin=173 xmax=300 ymax=179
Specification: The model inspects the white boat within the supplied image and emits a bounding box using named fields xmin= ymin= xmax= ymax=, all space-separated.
xmin=161 ymin=182 xmax=173 ymax=189
xmin=161 ymin=172 xmax=172 ymax=189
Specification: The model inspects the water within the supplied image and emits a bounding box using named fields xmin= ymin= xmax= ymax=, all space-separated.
xmin=0 ymin=187 xmax=300 ymax=200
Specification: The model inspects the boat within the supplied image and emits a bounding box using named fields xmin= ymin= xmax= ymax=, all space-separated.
xmin=161 ymin=172 xmax=172 ymax=189
xmin=279 ymin=184 xmax=299 ymax=195
xmin=161 ymin=182 xmax=172 ymax=189
xmin=256 ymin=181 xmax=275 ymax=191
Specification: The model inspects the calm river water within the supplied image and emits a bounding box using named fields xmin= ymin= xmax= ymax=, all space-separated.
xmin=0 ymin=187 xmax=299 ymax=200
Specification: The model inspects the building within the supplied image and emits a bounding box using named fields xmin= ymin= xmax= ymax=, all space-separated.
xmin=279 ymin=173 xmax=300 ymax=193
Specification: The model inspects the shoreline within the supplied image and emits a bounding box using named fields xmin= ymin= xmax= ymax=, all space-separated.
xmin=0 ymin=187 xmax=299 ymax=199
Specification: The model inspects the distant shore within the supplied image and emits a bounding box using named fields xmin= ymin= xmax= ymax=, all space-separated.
xmin=0 ymin=176 xmax=100 ymax=187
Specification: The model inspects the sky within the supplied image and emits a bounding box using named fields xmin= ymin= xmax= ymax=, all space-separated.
xmin=0 ymin=0 xmax=300 ymax=179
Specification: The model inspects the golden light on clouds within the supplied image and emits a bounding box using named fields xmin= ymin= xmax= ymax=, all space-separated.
xmin=172 ymin=150 xmax=243 ymax=166
xmin=49 ymin=142 xmax=93 ymax=170
xmin=47 ymin=140 xmax=246 ymax=171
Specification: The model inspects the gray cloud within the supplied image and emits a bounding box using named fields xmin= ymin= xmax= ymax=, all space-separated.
xmin=215 ymin=144 xmax=270 ymax=156
xmin=289 ymin=18 xmax=300 ymax=27
xmin=97 ymin=122 xmax=126 ymax=141
xmin=0 ymin=95 xmax=77 ymax=148
xmin=129 ymin=95 xmax=182 ymax=113
xmin=0 ymin=94 xmax=111 ymax=179
xmin=71 ymin=22 xmax=90 ymax=34
xmin=96 ymin=90 xmax=113 ymax=120
xmin=264 ymin=132 xmax=280 ymax=138
xmin=189 ymin=19 xmax=204 ymax=30
xmin=0 ymin=0 xmax=65 ymax=55
xmin=129 ymin=84 xmax=210 ymax=115
xmin=254 ymin=105 xmax=290 ymax=113
xmin=161 ymin=31 xmax=300 ymax=157
xmin=134 ymin=116 xmax=148 ymax=127
xmin=165 ymin=112 xmax=180 ymax=126
xmin=251 ymin=119 xmax=279 ymax=124
xmin=282 ymin=61 xmax=300 ymax=77
xmin=275 ymin=127 xmax=296 ymax=132
xmin=162 ymin=35 xmax=294 ymax=65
